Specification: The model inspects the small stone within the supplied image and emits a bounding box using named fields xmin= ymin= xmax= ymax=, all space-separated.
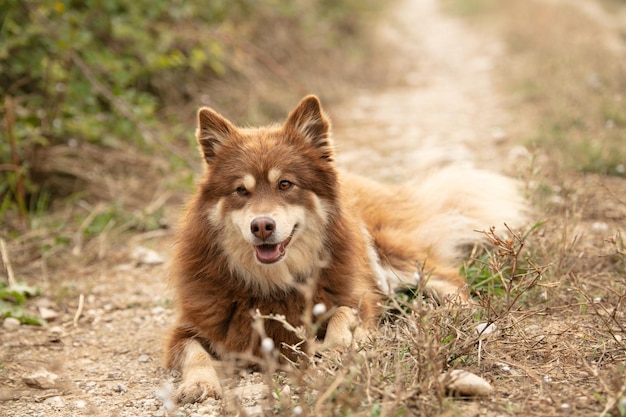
xmin=151 ymin=306 xmax=165 ymax=315
xmin=131 ymin=246 xmax=164 ymax=265
xmin=3 ymin=317 xmax=20 ymax=330
xmin=75 ymin=400 xmax=86 ymax=409
xmin=475 ymin=322 xmax=497 ymax=337
xmin=49 ymin=325 xmax=64 ymax=336
xmin=113 ymin=383 xmax=128 ymax=393
xmin=138 ymin=354 xmax=150 ymax=363
xmin=44 ymin=396 xmax=65 ymax=409
xmin=22 ymin=369 xmax=59 ymax=389
xmin=39 ymin=306 xmax=59 ymax=321
xmin=440 ymin=370 xmax=493 ymax=397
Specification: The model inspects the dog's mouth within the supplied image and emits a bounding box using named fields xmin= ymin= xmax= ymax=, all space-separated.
xmin=255 ymin=227 xmax=296 ymax=264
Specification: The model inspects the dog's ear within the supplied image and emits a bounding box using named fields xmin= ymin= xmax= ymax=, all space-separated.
xmin=196 ymin=107 xmax=234 ymax=164
xmin=285 ymin=95 xmax=334 ymax=161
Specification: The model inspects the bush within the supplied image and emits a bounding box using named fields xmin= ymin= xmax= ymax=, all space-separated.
xmin=0 ymin=0 xmax=379 ymax=226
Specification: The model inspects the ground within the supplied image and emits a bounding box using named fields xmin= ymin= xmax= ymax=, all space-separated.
xmin=1 ymin=0 xmax=625 ymax=416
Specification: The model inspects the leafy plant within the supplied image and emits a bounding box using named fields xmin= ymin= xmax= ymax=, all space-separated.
xmin=1 ymin=0 xmax=379 ymax=229
xmin=0 ymin=281 xmax=45 ymax=325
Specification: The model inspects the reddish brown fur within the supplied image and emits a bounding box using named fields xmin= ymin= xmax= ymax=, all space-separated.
xmin=165 ymin=95 xmax=525 ymax=403
xmin=166 ymin=97 xmax=381 ymax=378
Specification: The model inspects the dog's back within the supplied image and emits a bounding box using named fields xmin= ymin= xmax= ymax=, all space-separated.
xmin=340 ymin=168 xmax=526 ymax=297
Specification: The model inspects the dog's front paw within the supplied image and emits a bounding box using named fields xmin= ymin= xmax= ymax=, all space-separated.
xmin=176 ymin=378 xmax=222 ymax=404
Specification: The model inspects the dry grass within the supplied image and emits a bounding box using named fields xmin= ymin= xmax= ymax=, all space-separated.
xmin=211 ymin=1 xmax=626 ymax=415
xmin=207 ymin=214 xmax=624 ymax=416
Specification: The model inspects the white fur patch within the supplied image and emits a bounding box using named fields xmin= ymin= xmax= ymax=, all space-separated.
xmin=361 ymin=226 xmax=412 ymax=294
xmin=208 ymin=199 xmax=224 ymax=226
xmin=242 ymin=174 xmax=256 ymax=192
xmin=268 ymin=168 xmax=282 ymax=185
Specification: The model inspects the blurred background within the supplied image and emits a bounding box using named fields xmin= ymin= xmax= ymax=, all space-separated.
xmin=1 ymin=0 xmax=625 ymax=415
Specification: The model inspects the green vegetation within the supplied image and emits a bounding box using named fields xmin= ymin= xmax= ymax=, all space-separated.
xmin=1 ymin=0 xmax=379 ymax=229
xmin=0 ymin=281 xmax=44 ymax=325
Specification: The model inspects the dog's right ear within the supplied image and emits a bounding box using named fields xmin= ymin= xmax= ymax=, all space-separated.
xmin=196 ymin=107 xmax=234 ymax=164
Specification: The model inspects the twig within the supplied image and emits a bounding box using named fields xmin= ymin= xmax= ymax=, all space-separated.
xmin=73 ymin=294 xmax=85 ymax=327
xmin=0 ymin=238 xmax=17 ymax=287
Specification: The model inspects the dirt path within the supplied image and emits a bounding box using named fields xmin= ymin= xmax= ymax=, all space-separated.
xmin=1 ymin=1 xmax=529 ymax=416
xmin=332 ymin=0 xmax=516 ymax=179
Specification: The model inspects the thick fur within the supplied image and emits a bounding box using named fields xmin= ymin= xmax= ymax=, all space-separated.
xmin=165 ymin=95 xmax=526 ymax=403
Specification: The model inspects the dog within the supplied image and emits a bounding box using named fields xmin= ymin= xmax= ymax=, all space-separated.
xmin=164 ymin=95 xmax=525 ymax=403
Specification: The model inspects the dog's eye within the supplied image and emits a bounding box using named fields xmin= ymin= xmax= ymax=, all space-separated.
xmin=278 ymin=180 xmax=293 ymax=191
xmin=236 ymin=186 xmax=249 ymax=196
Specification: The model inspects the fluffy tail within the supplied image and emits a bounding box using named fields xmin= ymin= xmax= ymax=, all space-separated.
xmin=407 ymin=167 xmax=528 ymax=263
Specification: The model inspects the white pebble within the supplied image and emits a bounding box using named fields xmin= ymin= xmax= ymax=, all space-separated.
xmin=261 ymin=337 xmax=274 ymax=353
xmin=38 ymin=306 xmax=59 ymax=321
xmin=293 ymin=405 xmax=303 ymax=415
xmin=44 ymin=396 xmax=65 ymax=409
xmin=131 ymin=246 xmax=164 ymax=265
xmin=155 ymin=381 xmax=176 ymax=413
xmin=440 ymin=370 xmax=493 ymax=397
xmin=22 ymin=369 xmax=58 ymax=389
xmin=312 ymin=303 xmax=326 ymax=316
xmin=3 ymin=317 xmax=20 ymax=330
xmin=476 ymin=322 xmax=497 ymax=337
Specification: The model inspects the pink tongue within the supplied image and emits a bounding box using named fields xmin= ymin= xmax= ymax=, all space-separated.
xmin=256 ymin=244 xmax=283 ymax=263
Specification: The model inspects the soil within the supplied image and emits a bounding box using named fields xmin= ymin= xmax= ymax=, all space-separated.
xmin=1 ymin=0 xmax=625 ymax=416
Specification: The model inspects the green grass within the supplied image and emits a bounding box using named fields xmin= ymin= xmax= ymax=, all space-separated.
xmin=0 ymin=281 xmax=44 ymax=325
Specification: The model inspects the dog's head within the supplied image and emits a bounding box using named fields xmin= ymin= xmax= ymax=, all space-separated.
xmin=193 ymin=96 xmax=338 ymax=290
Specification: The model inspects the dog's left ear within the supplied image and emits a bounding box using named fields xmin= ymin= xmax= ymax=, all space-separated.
xmin=285 ymin=95 xmax=334 ymax=161
xmin=196 ymin=107 xmax=235 ymax=165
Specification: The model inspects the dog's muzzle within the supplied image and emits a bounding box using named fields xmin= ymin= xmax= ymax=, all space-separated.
xmin=250 ymin=217 xmax=296 ymax=264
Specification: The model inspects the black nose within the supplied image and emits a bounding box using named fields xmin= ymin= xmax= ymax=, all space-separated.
xmin=251 ymin=217 xmax=275 ymax=241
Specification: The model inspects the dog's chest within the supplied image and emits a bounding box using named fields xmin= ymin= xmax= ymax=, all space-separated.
xmin=208 ymin=287 xmax=338 ymax=358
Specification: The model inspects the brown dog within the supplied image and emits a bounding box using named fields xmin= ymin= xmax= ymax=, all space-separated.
xmin=165 ymin=95 xmax=525 ymax=403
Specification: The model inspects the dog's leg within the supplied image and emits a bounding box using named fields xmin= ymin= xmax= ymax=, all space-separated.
xmin=421 ymin=266 xmax=469 ymax=303
xmin=322 ymin=306 xmax=366 ymax=349
xmin=167 ymin=336 xmax=222 ymax=403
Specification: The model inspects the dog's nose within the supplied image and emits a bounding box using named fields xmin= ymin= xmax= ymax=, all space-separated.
xmin=251 ymin=217 xmax=275 ymax=241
